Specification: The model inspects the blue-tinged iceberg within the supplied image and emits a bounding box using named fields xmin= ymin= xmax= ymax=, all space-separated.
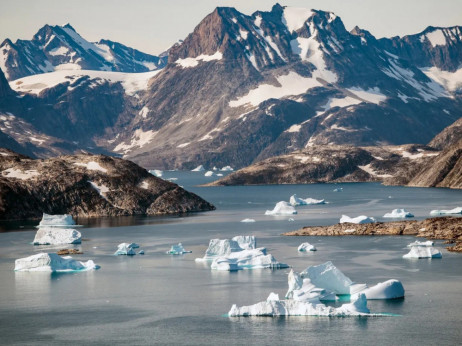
xmin=211 ymin=248 xmax=288 ymax=271
xmin=403 ymin=246 xmax=442 ymax=259
xmin=114 ymin=243 xmax=138 ymax=255
xmin=297 ymin=242 xmax=317 ymax=252
xmin=383 ymin=209 xmax=414 ymax=218
xmin=14 ymin=253 xmax=99 ymax=272
xmin=166 ymin=243 xmax=192 ymax=255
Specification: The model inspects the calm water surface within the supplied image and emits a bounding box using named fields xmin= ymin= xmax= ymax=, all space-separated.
xmin=0 ymin=172 xmax=461 ymax=345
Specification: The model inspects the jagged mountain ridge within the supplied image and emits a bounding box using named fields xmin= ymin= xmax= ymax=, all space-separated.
xmin=0 ymin=23 xmax=167 ymax=81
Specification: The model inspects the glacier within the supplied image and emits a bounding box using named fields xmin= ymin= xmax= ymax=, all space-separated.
xmin=14 ymin=253 xmax=99 ymax=272
xmin=33 ymin=227 xmax=81 ymax=245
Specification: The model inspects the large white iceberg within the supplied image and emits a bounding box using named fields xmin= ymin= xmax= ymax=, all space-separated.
xmin=211 ymin=248 xmax=288 ymax=271
xmin=166 ymin=243 xmax=192 ymax=255
xmin=403 ymin=246 xmax=442 ymax=259
xmin=14 ymin=253 xmax=99 ymax=272
xmin=429 ymin=207 xmax=462 ymax=216
xmin=297 ymin=242 xmax=317 ymax=252
xmin=114 ymin=243 xmax=138 ymax=256
xmin=191 ymin=165 xmax=205 ymax=172
xmin=265 ymin=201 xmax=297 ymax=215
xmin=33 ymin=227 xmax=81 ymax=245
xmin=195 ymin=236 xmax=256 ymax=262
xmin=289 ymin=194 xmax=326 ymax=206
xmin=204 ymin=171 xmax=214 ymax=177
xmin=383 ymin=209 xmax=414 ymax=218
xmin=340 ymin=215 xmax=376 ymax=224
xmin=38 ymin=213 xmax=76 ymax=227
xmin=351 ymin=280 xmax=405 ymax=300
xmin=228 ymin=293 xmax=372 ymax=317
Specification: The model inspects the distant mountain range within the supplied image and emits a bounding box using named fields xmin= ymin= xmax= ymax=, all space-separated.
xmin=0 ymin=4 xmax=461 ymax=169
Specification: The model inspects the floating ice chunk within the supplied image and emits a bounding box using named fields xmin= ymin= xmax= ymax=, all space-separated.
xmin=240 ymin=218 xmax=256 ymax=223
xmin=228 ymin=293 xmax=371 ymax=317
xmin=204 ymin=171 xmax=214 ymax=177
xmin=33 ymin=227 xmax=81 ymax=245
xmin=403 ymin=246 xmax=442 ymax=258
xmin=340 ymin=215 xmax=376 ymax=224
xmin=191 ymin=165 xmax=205 ymax=172
xmin=127 ymin=243 xmax=140 ymax=249
xmin=429 ymin=207 xmax=462 ymax=216
xmin=288 ymin=218 xmax=295 ymax=222
xmin=216 ymin=173 xmax=223 ymax=177
xmin=213 ymin=166 xmax=218 ymax=171
xmin=38 ymin=213 xmax=76 ymax=227
xmin=166 ymin=243 xmax=192 ymax=255
xmin=220 ymin=166 xmax=234 ymax=171
xmin=14 ymin=253 xmax=99 ymax=272
xmin=407 ymin=240 xmax=434 ymax=247
xmin=138 ymin=250 xmax=145 ymax=255
xmin=383 ymin=209 xmax=414 ymax=218
xmin=114 ymin=243 xmax=138 ymax=256
xmin=289 ymin=194 xmax=325 ymax=206
xmin=351 ymin=279 xmax=405 ymax=300
xmin=149 ymin=169 xmax=163 ymax=177
xmin=211 ymin=248 xmax=289 ymax=271
xmin=298 ymin=242 xmax=317 ymax=252
xmin=333 ymin=188 xmax=343 ymax=192
xmin=265 ymin=201 xmax=297 ymax=215
xmin=195 ymin=237 xmax=250 ymax=261
xmin=232 ymin=235 xmax=256 ymax=250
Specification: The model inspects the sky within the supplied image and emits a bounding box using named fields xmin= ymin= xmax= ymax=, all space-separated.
xmin=1 ymin=0 xmax=461 ymax=55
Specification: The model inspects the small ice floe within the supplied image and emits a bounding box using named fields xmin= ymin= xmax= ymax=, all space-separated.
xmin=191 ymin=165 xmax=205 ymax=172
xmin=195 ymin=236 xmax=256 ymax=262
xmin=204 ymin=171 xmax=214 ymax=177
xmin=298 ymin=242 xmax=317 ymax=252
xmin=407 ymin=240 xmax=434 ymax=247
xmin=240 ymin=218 xmax=256 ymax=223
xmin=114 ymin=243 xmax=139 ymax=256
xmin=211 ymin=248 xmax=289 ymax=271
xmin=38 ymin=213 xmax=77 ymax=227
xmin=383 ymin=209 xmax=414 ymax=218
xmin=220 ymin=166 xmax=234 ymax=171
xmin=33 ymin=227 xmax=81 ymax=245
xmin=166 ymin=243 xmax=192 ymax=255
xmin=213 ymin=166 xmax=218 ymax=171
xmin=216 ymin=173 xmax=223 ymax=177
xmin=403 ymin=246 xmax=442 ymax=259
xmin=429 ymin=207 xmax=462 ymax=216
xmin=340 ymin=215 xmax=376 ymax=224
xmin=149 ymin=169 xmax=163 ymax=177
xmin=333 ymin=187 xmax=343 ymax=192
xmin=289 ymin=194 xmax=325 ymax=206
xmin=265 ymin=201 xmax=297 ymax=215
xmin=14 ymin=253 xmax=99 ymax=272
xmin=288 ymin=218 xmax=295 ymax=222
xmin=138 ymin=250 xmax=145 ymax=255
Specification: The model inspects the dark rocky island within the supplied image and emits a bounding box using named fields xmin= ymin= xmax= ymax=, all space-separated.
xmin=0 ymin=149 xmax=214 ymax=220
xmin=283 ymin=217 xmax=462 ymax=252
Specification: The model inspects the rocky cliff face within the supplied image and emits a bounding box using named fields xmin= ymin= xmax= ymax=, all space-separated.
xmin=0 ymin=149 xmax=214 ymax=220
xmin=429 ymin=117 xmax=462 ymax=149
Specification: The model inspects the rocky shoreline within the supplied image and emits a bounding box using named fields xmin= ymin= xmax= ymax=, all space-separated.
xmin=283 ymin=217 xmax=462 ymax=252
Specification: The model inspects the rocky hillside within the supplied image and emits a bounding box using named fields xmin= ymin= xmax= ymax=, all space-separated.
xmin=284 ymin=216 xmax=462 ymax=252
xmin=206 ymin=144 xmax=438 ymax=186
xmin=429 ymin=117 xmax=462 ymax=149
xmin=0 ymin=149 xmax=214 ymax=220
xmin=0 ymin=24 xmax=167 ymax=81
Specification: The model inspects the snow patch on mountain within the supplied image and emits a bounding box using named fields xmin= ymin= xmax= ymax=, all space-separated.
xmin=425 ymin=30 xmax=447 ymax=47
xmin=346 ymin=87 xmax=386 ymax=104
xmin=175 ymin=51 xmax=223 ymax=68
xmin=422 ymin=66 xmax=462 ymax=92
xmin=114 ymin=129 xmax=158 ymax=154
xmin=282 ymin=7 xmax=314 ymax=33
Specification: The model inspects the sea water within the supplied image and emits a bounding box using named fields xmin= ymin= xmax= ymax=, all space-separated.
xmin=0 ymin=172 xmax=461 ymax=345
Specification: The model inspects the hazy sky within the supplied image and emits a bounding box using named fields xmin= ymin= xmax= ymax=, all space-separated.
xmin=1 ymin=0 xmax=461 ymax=55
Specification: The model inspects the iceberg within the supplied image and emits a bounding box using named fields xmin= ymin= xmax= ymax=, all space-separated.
xmin=403 ymin=246 xmax=442 ymax=259
xmin=220 ymin=166 xmax=234 ymax=171
xmin=429 ymin=207 xmax=462 ymax=216
xmin=33 ymin=227 xmax=81 ymax=245
xmin=195 ymin=236 xmax=256 ymax=262
xmin=204 ymin=171 xmax=214 ymax=177
xmin=228 ymin=293 xmax=371 ymax=317
xmin=297 ymin=242 xmax=317 ymax=252
xmin=14 ymin=253 xmax=99 ymax=272
xmin=383 ymin=209 xmax=414 ymax=218
xmin=240 ymin=218 xmax=256 ymax=223
xmin=265 ymin=201 xmax=297 ymax=215
xmin=148 ymin=169 xmax=163 ymax=177
xmin=351 ymin=280 xmax=405 ymax=300
xmin=333 ymin=188 xmax=343 ymax=192
xmin=211 ymin=248 xmax=289 ymax=271
xmin=166 ymin=243 xmax=192 ymax=255
xmin=38 ymin=213 xmax=76 ymax=227
xmin=191 ymin=165 xmax=205 ymax=172
xmin=289 ymin=194 xmax=326 ymax=206
xmin=407 ymin=240 xmax=434 ymax=247
xmin=114 ymin=243 xmax=138 ymax=256
xmin=340 ymin=215 xmax=376 ymax=224
xmin=138 ymin=250 xmax=145 ymax=255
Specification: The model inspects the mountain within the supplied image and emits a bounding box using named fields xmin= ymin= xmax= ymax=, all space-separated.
xmin=0 ymin=148 xmax=214 ymax=220
xmin=0 ymin=23 xmax=167 ymax=81
xmin=429 ymin=117 xmax=462 ymax=149
xmin=107 ymin=4 xmax=462 ymax=169
xmin=1 ymin=5 xmax=462 ymax=170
